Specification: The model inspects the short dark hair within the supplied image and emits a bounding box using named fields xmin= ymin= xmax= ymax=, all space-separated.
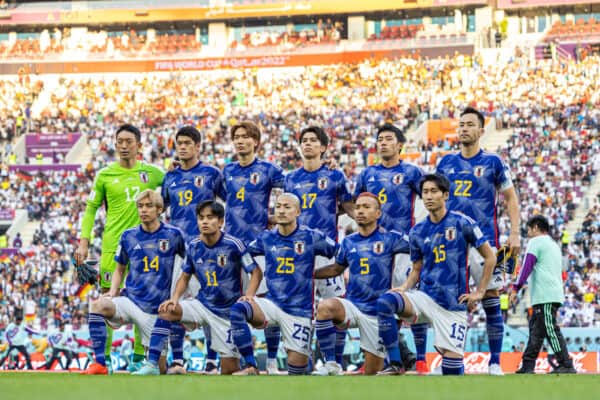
xmin=230 ymin=121 xmax=261 ymax=149
xmin=176 ymin=126 xmax=201 ymax=144
xmin=116 ymin=123 xmax=141 ymax=142
xmin=196 ymin=200 xmax=225 ymax=219
xmin=460 ymin=107 xmax=485 ymax=128
xmin=299 ymin=126 xmax=329 ymax=147
xmin=419 ymin=173 xmax=450 ymax=193
xmin=527 ymin=215 xmax=550 ymax=233
xmin=376 ymin=123 xmax=405 ymax=143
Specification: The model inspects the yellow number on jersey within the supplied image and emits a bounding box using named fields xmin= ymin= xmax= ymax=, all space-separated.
xmin=301 ymin=193 xmax=317 ymax=209
xmin=433 ymin=245 xmax=446 ymax=263
xmin=142 ymin=255 xmax=160 ymax=272
xmin=359 ymin=257 xmax=370 ymax=275
xmin=236 ymin=187 xmax=245 ymax=202
xmin=276 ymin=257 xmax=295 ymax=274
xmin=205 ymin=271 xmax=218 ymax=287
xmin=453 ymin=180 xmax=472 ymax=197
xmin=378 ymin=188 xmax=388 ymax=204
xmin=178 ymin=190 xmax=193 ymax=206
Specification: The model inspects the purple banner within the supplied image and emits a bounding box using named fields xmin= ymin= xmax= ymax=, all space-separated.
xmin=25 ymin=133 xmax=81 ymax=158
xmin=497 ymin=0 xmax=600 ymax=8
xmin=0 ymin=248 xmax=19 ymax=258
xmin=9 ymin=164 xmax=82 ymax=173
xmin=0 ymin=209 xmax=15 ymax=220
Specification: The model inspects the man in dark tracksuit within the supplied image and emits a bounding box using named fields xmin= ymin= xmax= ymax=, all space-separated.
xmin=510 ymin=215 xmax=576 ymax=374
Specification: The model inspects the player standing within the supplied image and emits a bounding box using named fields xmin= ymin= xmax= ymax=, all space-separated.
xmin=75 ymin=124 xmax=164 ymax=370
xmin=313 ymin=193 xmax=410 ymax=375
xmin=436 ymin=107 xmax=520 ymax=375
xmin=377 ymin=174 xmax=495 ymax=375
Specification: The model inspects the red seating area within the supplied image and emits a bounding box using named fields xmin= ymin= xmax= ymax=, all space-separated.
xmin=367 ymin=24 xmax=423 ymax=41
xmin=147 ymin=34 xmax=201 ymax=54
xmin=545 ymin=19 xmax=600 ymax=42
xmin=3 ymin=38 xmax=64 ymax=59
xmin=230 ymin=28 xmax=340 ymax=49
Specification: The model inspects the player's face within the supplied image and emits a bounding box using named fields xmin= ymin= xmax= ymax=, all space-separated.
xmin=300 ymin=132 xmax=326 ymax=160
xmin=421 ymin=181 xmax=449 ymax=213
xmin=116 ymin=130 xmax=141 ymax=161
xmin=233 ymin=128 xmax=258 ymax=157
xmin=175 ymin=135 xmax=200 ymax=162
xmin=197 ymin=209 xmax=223 ymax=236
xmin=354 ymin=196 xmax=382 ymax=226
xmin=275 ymin=196 xmax=300 ymax=225
xmin=458 ymin=113 xmax=483 ymax=146
xmin=136 ymin=198 xmax=161 ymax=223
xmin=376 ymin=131 xmax=402 ymax=160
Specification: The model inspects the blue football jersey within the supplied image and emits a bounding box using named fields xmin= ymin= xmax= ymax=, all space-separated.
xmin=336 ymin=227 xmax=409 ymax=316
xmin=436 ymin=150 xmax=513 ymax=247
xmin=409 ymin=211 xmax=486 ymax=311
xmin=115 ymin=223 xmax=186 ymax=314
xmin=248 ymin=225 xmax=338 ymax=318
xmin=223 ymin=158 xmax=284 ymax=244
xmin=162 ymin=161 xmax=226 ymax=242
xmin=353 ymin=162 xmax=424 ymax=233
xmin=183 ymin=233 xmax=257 ymax=319
xmin=284 ymin=165 xmax=352 ymax=240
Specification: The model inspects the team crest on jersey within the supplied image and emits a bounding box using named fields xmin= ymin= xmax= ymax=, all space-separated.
xmin=445 ymin=227 xmax=456 ymax=241
xmin=249 ymin=172 xmax=261 ymax=185
xmin=158 ymin=239 xmax=169 ymax=252
xmin=317 ymin=177 xmax=328 ymax=190
xmin=294 ymin=241 xmax=305 ymax=255
xmin=194 ymin=175 xmax=205 ymax=187
xmin=217 ymin=254 xmax=227 ymax=267
xmin=373 ymin=241 xmax=384 ymax=254
xmin=474 ymin=166 xmax=485 ymax=178
xmin=392 ymin=174 xmax=404 ymax=185
xmin=139 ymin=172 xmax=149 ymax=183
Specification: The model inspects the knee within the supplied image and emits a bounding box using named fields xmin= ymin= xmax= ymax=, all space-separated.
xmin=377 ymin=293 xmax=399 ymax=317
xmin=316 ymin=299 xmax=336 ymax=320
xmin=230 ymin=302 xmax=252 ymax=324
xmin=90 ymin=299 xmax=107 ymax=315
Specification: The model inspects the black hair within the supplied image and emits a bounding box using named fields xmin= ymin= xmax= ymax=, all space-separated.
xmin=300 ymin=126 xmax=329 ymax=146
xmin=460 ymin=107 xmax=485 ymax=128
xmin=196 ymin=200 xmax=225 ymax=219
xmin=176 ymin=125 xmax=202 ymax=144
xmin=376 ymin=123 xmax=405 ymax=143
xmin=527 ymin=215 xmax=550 ymax=233
xmin=419 ymin=173 xmax=450 ymax=193
xmin=115 ymin=124 xmax=141 ymax=142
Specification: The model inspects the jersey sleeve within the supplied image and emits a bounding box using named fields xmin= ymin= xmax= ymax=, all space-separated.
xmin=409 ymin=229 xmax=424 ymax=263
xmin=182 ymin=251 xmax=196 ymax=276
xmin=495 ymin=157 xmax=513 ymax=192
xmin=391 ymin=230 xmax=410 ymax=254
xmin=80 ymin=171 xmax=106 ymax=240
xmin=114 ymin=234 xmax=129 ymax=265
xmin=247 ymin=234 xmax=265 ymax=257
xmin=525 ymin=237 xmax=541 ymax=259
xmin=352 ymin=170 xmax=365 ymax=198
xmin=463 ymin=218 xmax=486 ymax=249
xmin=270 ymin=163 xmax=285 ymax=188
xmin=161 ymin=175 xmax=171 ymax=209
xmin=175 ymin=230 xmax=186 ymax=258
xmin=239 ymin=243 xmax=258 ymax=273
xmin=336 ymin=170 xmax=353 ymax=203
xmin=283 ymin=172 xmax=293 ymax=193
xmin=150 ymin=165 xmax=166 ymax=189
xmin=215 ymin=169 xmax=227 ymax=200
xmin=334 ymin=239 xmax=349 ymax=267
xmin=314 ymin=231 xmax=338 ymax=258
xmin=410 ymin=165 xmax=424 ymax=197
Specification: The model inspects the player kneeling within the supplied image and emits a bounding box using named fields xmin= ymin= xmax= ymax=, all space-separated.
xmin=158 ymin=201 xmax=262 ymax=375
xmin=82 ymin=190 xmax=185 ymax=375
xmin=313 ymin=193 xmax=410 ymax=375
xmin=377 ymin=174 xmax=495 ymax=375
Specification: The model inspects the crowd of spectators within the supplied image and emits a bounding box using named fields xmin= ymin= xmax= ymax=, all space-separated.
xmin=0 ymin=54 xmax=599 ymax=333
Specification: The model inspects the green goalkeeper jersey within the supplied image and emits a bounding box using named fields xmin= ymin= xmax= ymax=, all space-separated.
xmin=80 ymin=161 xmax=164 ymax=252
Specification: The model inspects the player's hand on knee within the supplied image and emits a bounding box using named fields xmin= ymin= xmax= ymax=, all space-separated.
xmin=459 ymin=290 xmax=484 ymax=309
xmin=391 ymin=285 xmax=408 ymax=294
xmin=238 ymin=295 xmax=255 ymax=303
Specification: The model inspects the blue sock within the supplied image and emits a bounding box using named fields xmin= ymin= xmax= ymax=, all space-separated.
xmin=264 ymin=326 xmax=281 ymax=360
xmin=377 ymin=292 xmax=404 ymax=365
xmin=288 ymin=362 xmax=307 ymax=375
xmin=483 ymin=297 xmax=503 ymax=365
xmin=442 ymin=356 xmax=464 ymax=375
xmin=88 ymin=313 xmax=107 ymax=367
xmin=335 ymin=327 xmax=346 ymax=366
xmin=148 ymin=318 xmax=171 ymax=366
xmin=230 ymin=302 xmax=256 ymax=368
xmin=169 ymin=323 xmax=185 ymax=364
xmin=206 ymin=342 xmax=218 ymax=363
xmin=315 ymin=319 xmax=336 ymax=362
xmin=411 ymin=323 xmax=428 ymax=362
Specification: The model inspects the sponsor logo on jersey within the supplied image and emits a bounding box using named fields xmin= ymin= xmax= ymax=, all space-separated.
xmin=373 ymin=241 xmax=384 ymax=254
xmin=217 ymin=254 xmax=227 ymax=267
xmin=392 ymin=173 xmax=404 ymax=185
xmin=158 ymin=239 xmax=170 ymax=252
xmin=294 ymin=241 xmax=305 ymax=255
xmin=139 ymin=172 xmax=149 ymax=183
xmin=194 ymin=176 xmax=205 ymax=187
xmin=249 ymin=172 xmax=260 ymax=185
xmin=474 ymin=166 xmax=485 ymax=177
xmin=317 ymin=177 xmax=328 ymax=190
xmin=445 ymin=227 xmax=456 ymax=241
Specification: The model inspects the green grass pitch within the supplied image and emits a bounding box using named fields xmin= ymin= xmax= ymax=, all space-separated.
xmin=1 ymin=373 xmax=599 ymax=400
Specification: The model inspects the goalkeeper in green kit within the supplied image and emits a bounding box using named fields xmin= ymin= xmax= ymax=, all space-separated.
xmin=74 ymin=124 xmax=164 ymax=372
